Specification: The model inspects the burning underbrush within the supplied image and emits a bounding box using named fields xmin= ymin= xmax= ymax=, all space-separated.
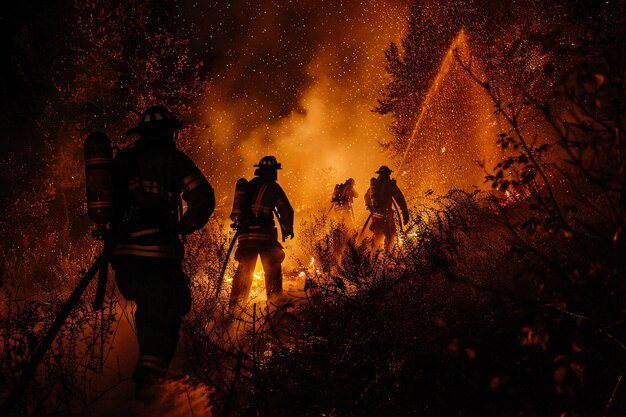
xmin=179 ymin=188 xmax=625 ymax=416
xmin=179 ymin=190 xmax=492 ymax=415
xmin=1 ymin=184 xmax=625 ymax=416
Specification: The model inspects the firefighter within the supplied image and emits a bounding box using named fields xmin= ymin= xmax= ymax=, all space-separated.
xmin=229 ymin=156 xmax=294 ymax=314
xmin=364 ymin=165 xmax=409 ymax=251
xmin=110 ymin=105 xmax=215 ymax=401
xmin=331 ymin=178 xmax=358 ymax=224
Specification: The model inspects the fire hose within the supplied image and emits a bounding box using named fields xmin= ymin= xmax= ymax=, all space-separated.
xmin=0 ymin=226 xmax=126 ymax=415
xmin=93 ymin=236 xmax=110 ymax=310
xmin=359 ymin=202 xmax=405 ymax=240
xmin=359 ymin=212 xmax=373 ymax=238
xmin=216 ymin=228 xmax=239 ymax=298
xmin=274 ymin=209 xmax=290 ymax=242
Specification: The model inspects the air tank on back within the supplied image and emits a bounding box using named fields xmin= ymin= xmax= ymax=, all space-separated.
xmin=230 ymin=178 xmax=249 ymax=224
xmin=84 ymin=132 xmax=114 ymax=226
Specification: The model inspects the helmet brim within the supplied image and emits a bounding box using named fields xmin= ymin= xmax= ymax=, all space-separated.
xmin=254 ymin=164 xmax=282 ymax=169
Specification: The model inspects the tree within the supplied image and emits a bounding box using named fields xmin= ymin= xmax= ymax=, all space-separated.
xmin=377 ymin=0 xmax=626 ymax=413
xmin=35 ymin=0 xmax=210 ymax=239
xmin=375 ymin=1 xmax=479 ymax=156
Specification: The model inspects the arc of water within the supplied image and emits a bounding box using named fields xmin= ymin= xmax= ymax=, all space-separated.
xmin=396 ymin=29 xmax=468 ymax=177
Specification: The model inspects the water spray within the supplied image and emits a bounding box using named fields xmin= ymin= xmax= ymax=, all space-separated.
xmin=396 ymin=30 xmax=468 ymax=177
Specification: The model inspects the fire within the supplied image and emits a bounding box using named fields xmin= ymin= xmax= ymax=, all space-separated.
xmin=502 ymin=187 xmax=533 ymax=205
xmin=309 ymin=256 xmax=320 ymax=274
xmin=197 ymin=2 xmax=408 ymax=223
xmin=248 ymin=258 xmax=267 ymax=301
xmin=221 ymin=256 xmax=267 ymax=302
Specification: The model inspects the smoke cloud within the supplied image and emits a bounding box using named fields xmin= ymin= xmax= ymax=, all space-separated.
xmin=184 ymin=0 xmax=408 ymax=216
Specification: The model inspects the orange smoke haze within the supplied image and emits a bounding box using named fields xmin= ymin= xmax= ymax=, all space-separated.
xmin=187 ymin=1 xmax=503 ymax=225
xmin=193 ymin=1 xmax=408 ymax=221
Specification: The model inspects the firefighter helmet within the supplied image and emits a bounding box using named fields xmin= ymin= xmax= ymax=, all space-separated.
xmin=126 ymin=105 xmax=183 ymax=135
xmin=375 ymin=165 xmax=393 ymax=175
xmin=254 ymin=156 xmax=282 ymax=170
xmin=347 ymin=178 xmax=355 ymax=184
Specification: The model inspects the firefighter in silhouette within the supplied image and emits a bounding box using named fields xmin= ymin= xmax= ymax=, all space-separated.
xmin=365 ymin=166 xmax=409 ymax=251
xmin=110 ymin=105 xmax=215 ymax=401
xmin=331 ymin=178 xmax=358 ymax=224
xmin=229 ymin=156 xmax=294 ymax=314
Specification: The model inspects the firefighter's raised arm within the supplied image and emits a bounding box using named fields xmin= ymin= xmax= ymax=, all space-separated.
xmin=179 ymin=152 xmax=215 ymax=234
xmin=230 ymin=178 xmax=249 ymax=225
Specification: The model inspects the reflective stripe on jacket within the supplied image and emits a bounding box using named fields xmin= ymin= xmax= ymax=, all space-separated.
xmin=111 ymin=138 xmax=215 ymax=264
xmin=232 ymin=177 xmax=294 ymax=244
